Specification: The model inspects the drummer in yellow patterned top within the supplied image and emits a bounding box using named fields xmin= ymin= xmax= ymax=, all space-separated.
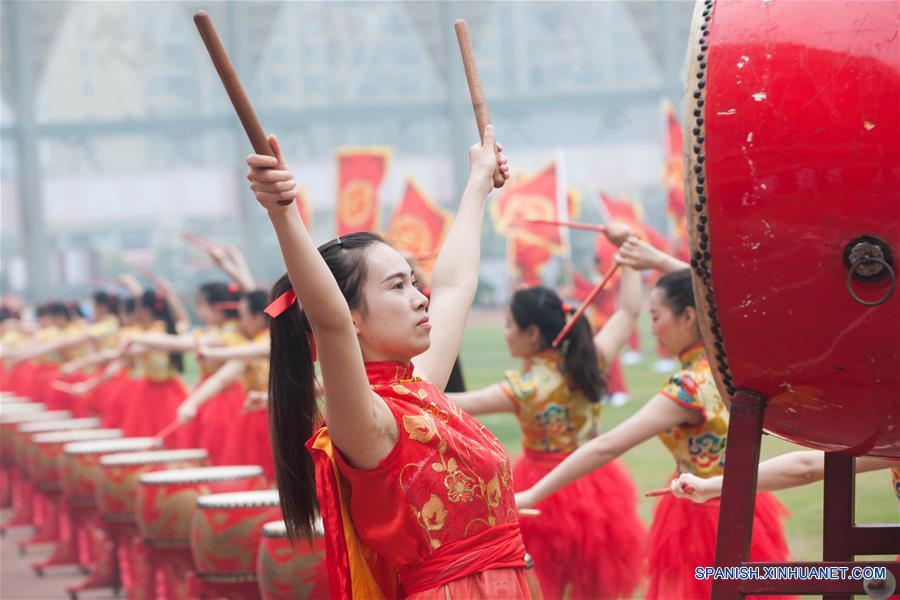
xmin=515 ymin=268 xmax=793 ymax=600
xmin=0 ymin=305 xmax=28 ymax=392
xmin=449 ymin=224 xmax=645 ymax=599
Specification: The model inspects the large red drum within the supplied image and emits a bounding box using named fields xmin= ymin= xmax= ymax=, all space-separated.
xmin=96 ymin=449 xmax=209 ymax=527
xmin=136 ymin=466 xmax=266 ymax=548
xmin=30 ymin=429 xmax=122 ymax=492
xmin=191 ymin=490 xmax=281 ymax=599
xmin=17 ymin=418 xmax=102 ymax=477
xmin=62 ymin=437 xmax=161 ymax=507
xmin=256 ymin=519 xmax=328 ymax=600
xmin=1 ymin=410 xmax=70 ymax=464
xmin=685 ymin=0 xmax=899 ymax=457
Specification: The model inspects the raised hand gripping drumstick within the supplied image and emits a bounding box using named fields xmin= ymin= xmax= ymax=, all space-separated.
xmin=454 ymin=19 xmax=505 ymax=189
xmin=193 ymin=10 xmax=293 ymax=206
xmin=551 ymin=263 xmax=620 ymax=348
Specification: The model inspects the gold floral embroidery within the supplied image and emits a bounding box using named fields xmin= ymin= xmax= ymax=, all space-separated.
xmin=416 ymin=494 xmax=448 ymax=549
xmin=402 ymin=413 xmax=437 ymax=443
xmin=445 ymin=470 xmax=476 ymax=503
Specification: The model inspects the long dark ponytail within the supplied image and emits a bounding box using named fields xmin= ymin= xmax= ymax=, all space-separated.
xmin=510 ymin=286 xmax=606 ymax=402
xmin=141 ymin=289 xmax=183 ymax=372
xmin=269 ymin=232 xmax=385 ymax=542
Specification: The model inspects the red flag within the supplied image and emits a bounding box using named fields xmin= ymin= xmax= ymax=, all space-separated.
xmin=662 ymin=101 xmax=690 ymax=262
xmin=509 ymin=237 xmax=552 ymax=288
xmin=386 ymin=179 xmax=452 ymax=276
xmin=335 ymin=148 xmax=391 ymax=236
xmin=491 ymin=161 xmax=566 ymax=254
xmin=296 ymin=188 xmax=312 ymax=231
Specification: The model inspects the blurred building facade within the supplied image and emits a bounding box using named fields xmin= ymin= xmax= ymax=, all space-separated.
xmin=0 ymin=1 xmax=692 ymax=301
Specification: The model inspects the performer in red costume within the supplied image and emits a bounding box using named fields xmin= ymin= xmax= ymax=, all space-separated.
xmin=516 ymin=268 xmax=792 ymax=600
xmin=247 ymin=127 xmax=535 ymax=598
xmin=447 ymin=224 xmax=645 ymax=599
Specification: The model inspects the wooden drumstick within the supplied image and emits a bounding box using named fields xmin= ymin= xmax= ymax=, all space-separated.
xmin=193 ymin=10 xmax=293 ymax=206
xmin=551 ymin=263 xmax=620 ymax=348
xmin=517 ymin=508 xmax=541 ymax=517
xmin=522 ymin=218 xmax=608 ymax=234
xmin=154 ymin=420 xmax=181 ymax=444
xmin=645 ymin=483 xmax=695 ymax=497
xmin=454 ymin=19 xmax=505 ymax=189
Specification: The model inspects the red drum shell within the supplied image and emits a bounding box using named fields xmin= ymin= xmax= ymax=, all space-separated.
xmin=190 ymin=490 xmax=281 ymax=580
xmin=29 ymin=428 xmax=122 ymax=491
xmin=16 ymin=418 xmax=101 ymax=477
xmin=686 ymin=0 xmax=899 ymax=457
xmin=95 ymin=449 xmax=209 ymax=523
xmin=256 ymin=520 xmax=328 ymax=600
xmin=62 ymin=437 xmax=160 ymax=505
xmin=2 ymin=410 xmax=70 ymax=464
xmin=136 ymin=466 xmax=266 ymax=546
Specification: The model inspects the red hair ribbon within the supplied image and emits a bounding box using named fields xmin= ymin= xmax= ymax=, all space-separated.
xmin=227 ymin=282 xmax=239 ymax=294
xmin=264 ymin=288 xmax=296 ymax=318
xmin=561 ymin=302 xmax=573 ymax=314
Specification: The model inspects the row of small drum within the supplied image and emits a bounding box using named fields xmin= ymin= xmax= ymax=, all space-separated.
xmin=1 ymin=392 xmax=328 ymax=599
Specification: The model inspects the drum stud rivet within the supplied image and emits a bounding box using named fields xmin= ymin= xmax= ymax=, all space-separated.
xmin=693 ymin=145 xmax=701 ymax=154
xmin=695 ymin=185 xmax=704 ymax=193
xmin=698 ymin=175 xmax=705 ymax=183
xmin=697 ymin=117 xmax=704 ymax=125
xmin=690 ymin=259 xmax=699 ymax=269
xmin=700 ymin=62 xmax=707 ymax=69
xmin=693 ymin=127 xmax=701 ymax=135
xmin=693 ymin=91 xmax=701 ymax=99
xmin=696 ymin=72 xmax=704 ymax=79
xmin=701 ymin=24 xmax=708 ymax=31
xmin=698 ymin=135 xmax=705 ymax=143
xmin=702 ymin=30 xmax=709 ymax=37
xmin=699 ymin=215 xmax=708 ymax=223
xmin=693 ymin=108 xmax=702 ymax=116
xmin=698 ymin=81 xmax=706 ymax=89
xmin=699 ymin=194 xmax=707 ymax=202
xmin=703 ymin=251 xmax=711 ymax=260
xmin=698 ymin=223 xmax=705 ymax=232
xmin=695 ymin=203 xmax=703 ymax=211
xmin=697 ymin=99 xmax=705 ymax=107
xmin=697 ymin=53 xmax=705 ymax=61
xmin=694 ymin=165 xmax=703 ymax=174
xmin=698 ymin=154 xmax=705 ymax=162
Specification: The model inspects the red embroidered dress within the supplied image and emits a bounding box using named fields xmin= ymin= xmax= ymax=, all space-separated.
xmin=308 ymin=361 xmax=530 ymax=599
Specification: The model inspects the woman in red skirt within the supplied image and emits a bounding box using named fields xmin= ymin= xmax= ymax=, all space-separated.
xmin=516 ymin=267 xmax=793 ymax=599
xmin=447 ymin=225 xmax=645 ymax=599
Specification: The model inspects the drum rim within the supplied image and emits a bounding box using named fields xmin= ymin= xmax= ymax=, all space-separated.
xmin=1 ymin=411 xmax=72 ymax=425
xmin=138 ymin=465 xmax=263 ymax=485
xmin=17 ymin=418 xmax=102 ymax=433
xmin=195 ymin=489 xmax=279 ymax=508
xmin=261 ymin=518 xmax=325 ymax=538
xmin=99 ymin=448 xmax=208 ymax=466
xmin=33 ymin=429 xmax=123 ymax=444
xmin=196 ymin=571 xmax=257 ymax=583
xmin=64 ymin=437 xmax=160 ymax=455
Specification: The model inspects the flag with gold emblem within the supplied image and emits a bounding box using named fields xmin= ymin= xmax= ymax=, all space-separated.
xmin=335 ymin=148 xmax=391 ymax=236
xmin=386 ymin=179 xmax=452 ymax=277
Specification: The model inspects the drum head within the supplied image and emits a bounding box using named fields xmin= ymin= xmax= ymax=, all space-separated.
xmin=139 ymin=465 xmax=263 ymax=485
xmin=100 ymin=448 xmax=208 ymax=467
xmin=196 ymin=489 xmax=279 ymax=509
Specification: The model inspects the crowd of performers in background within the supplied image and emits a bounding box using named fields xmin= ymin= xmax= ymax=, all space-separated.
xmin=1 ymin=127 xmax=898 ymax=600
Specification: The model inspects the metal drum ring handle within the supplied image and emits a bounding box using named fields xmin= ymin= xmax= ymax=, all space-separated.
xmin=846 ymin=255 xmax=895 ymax=307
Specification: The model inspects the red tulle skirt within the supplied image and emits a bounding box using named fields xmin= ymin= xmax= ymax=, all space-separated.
xmin=34 ymin=364 xmax=63 ymax=407
xmin=5 ymin=360 xmax=37 ymax=398
xmin=220 ymin=404 xmax=273 ymax=481
xmin=513 ymin=450 xmax=646 ymax=599
xmin=120 ymin=378 xmax=186 ymax=438
xmin=100 ymin=371 xmax=135 ymax=428
xmin=181 ymin=381 xmax=245 ymax=463
xmin=646 ymin=491 xmax=792 ymax=599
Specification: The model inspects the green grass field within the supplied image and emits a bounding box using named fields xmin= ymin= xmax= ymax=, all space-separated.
xmin=459 ymin=313 xmax=898 ymax=564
